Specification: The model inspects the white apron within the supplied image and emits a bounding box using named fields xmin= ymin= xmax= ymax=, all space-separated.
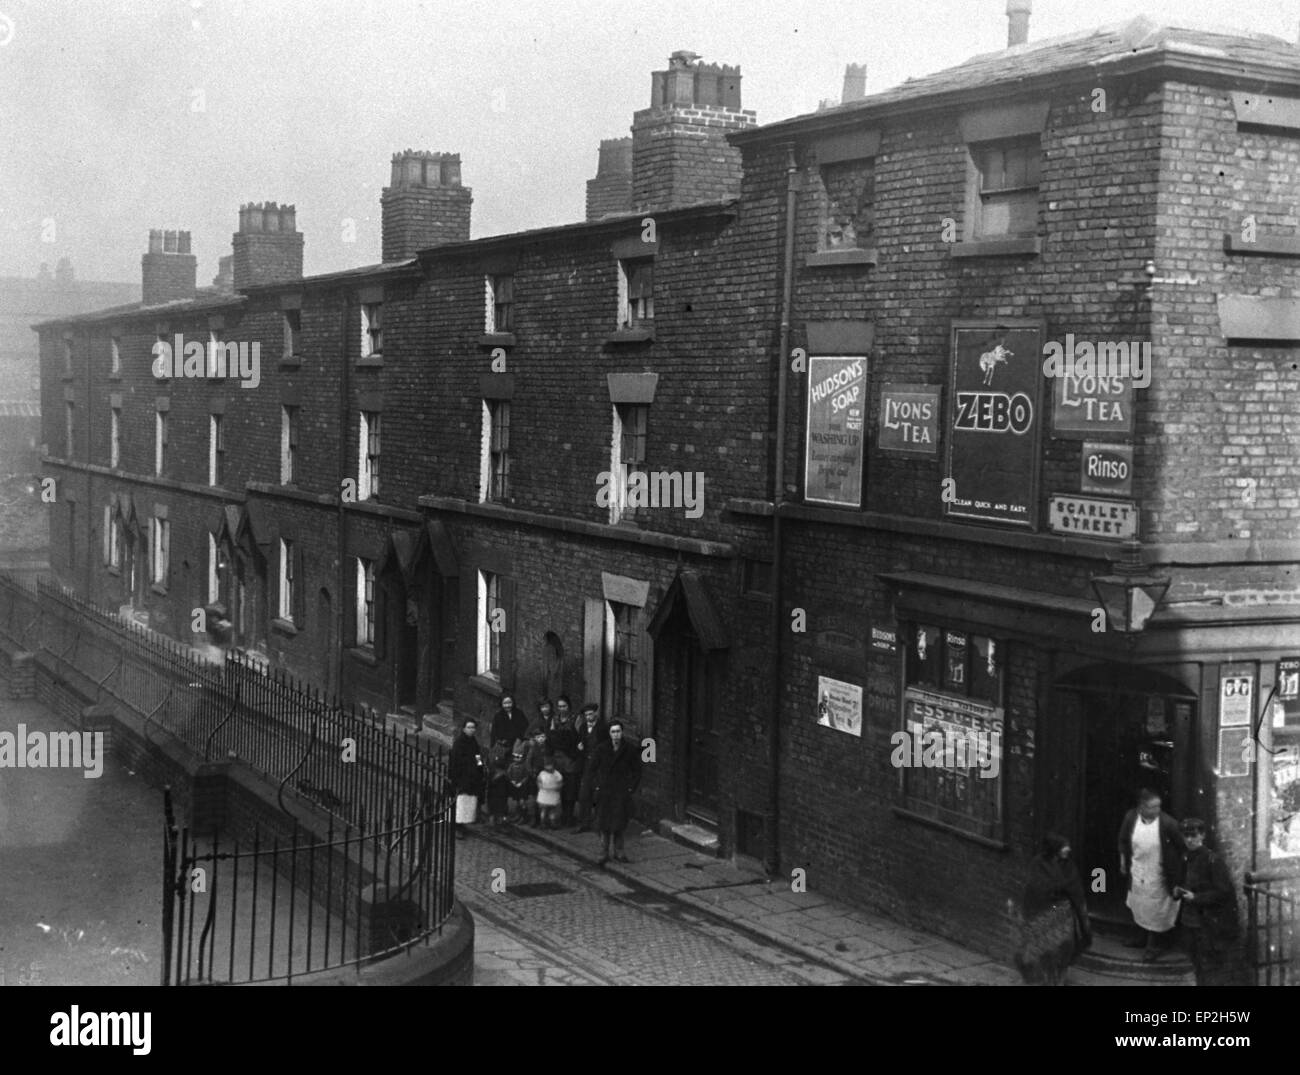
xmin=455 ymin=793 xmax=478 ymax=824
xmin=1126 ymin=815 xmax=1178 ymax=932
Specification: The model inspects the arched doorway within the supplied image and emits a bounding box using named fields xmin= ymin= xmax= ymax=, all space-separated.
xmin=1049 ymin=664 xmax=1199 ymax=924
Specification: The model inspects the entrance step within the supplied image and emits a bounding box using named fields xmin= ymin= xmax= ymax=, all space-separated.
xmin=1074 ymin=930 xmax=1195 ymax=984
xmin=420 ymin=704 xmax=459 ymax=749
xmin=659 ymin=819 xmax=721 ymax=857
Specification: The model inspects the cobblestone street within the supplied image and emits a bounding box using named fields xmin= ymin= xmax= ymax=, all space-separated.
xmin=457 ymin=825 xmax=848 ymax=986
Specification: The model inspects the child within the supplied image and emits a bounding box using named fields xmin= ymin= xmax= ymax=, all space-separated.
xmin=524 ymin=728 xmax=549 ymax=826
xmin=536 ymin=755 xmax=564 ymax=830
xmin=504 ymin=740 xmax=532 ymax=823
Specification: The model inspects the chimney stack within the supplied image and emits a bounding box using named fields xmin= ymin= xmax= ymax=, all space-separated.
xmin=631 ymin=50 xmax=756 ymax=214
xmin=1007 ymin=0 xmax=1031 ymax=47
xmin=141 ymin=228 xmax=197 ymax=305
xmin=585 ymin=138 xmax=634 ymax=221
xmin=212 ymin=254 xmax=234 ymax=293
xmin=231 ymin=202 xmax=303 ymax=290
xmin=380 ymin=151 xmax=472 ymax=261
xmin=842 ymin=63 xmax=867 ymax=103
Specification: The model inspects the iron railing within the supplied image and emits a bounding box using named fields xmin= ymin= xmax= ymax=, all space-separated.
xmin=161 ymin=785 xmax=455 ymax=985
xmin=1244 ymin=869 xmax=1299 ymax=986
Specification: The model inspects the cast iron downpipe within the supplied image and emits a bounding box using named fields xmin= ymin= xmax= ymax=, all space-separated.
xmin=767 ymin=143 xmax=799 ymax=875
xmin=336 ymin=290 xmax=351 ymax=702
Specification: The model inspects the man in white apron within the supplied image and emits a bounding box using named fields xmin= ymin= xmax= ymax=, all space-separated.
xmin=1117 ymin=788 xmax=1185 ymax=961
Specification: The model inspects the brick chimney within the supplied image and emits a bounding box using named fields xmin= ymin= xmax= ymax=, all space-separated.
xmin=232 ymin=203 xmax=303 ymax=290
xmin=842 ymin=63 xmax=867 ymax=103
xmin=586 ymin=138 xmax=634 ymax=221
xmin=381 ymin=151 xmax=472 ymax=260
xmin=141 ymin=229 xmax=197 ymax=306
xmin=1007 ymin=0 xmax=1031 ymax=47
xmin=212 ymin=254 xmax=234 ymax=293
xmin=631 ymin=51 xmax=756 ymax=213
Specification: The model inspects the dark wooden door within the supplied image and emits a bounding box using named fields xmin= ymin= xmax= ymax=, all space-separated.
xmin=683 ymin=636 xmax=718 ymax=818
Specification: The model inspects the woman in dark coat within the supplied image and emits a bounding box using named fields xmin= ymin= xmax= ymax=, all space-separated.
xmin=490 ymin=694 xmax=529 ymax=754
xmin=1016 ymin=832 xmax=1091 ymax=986
xmin=589 ymin=720 xmax=641 ymax=866
xmin=448 ymin=719 xmax=487 ymax=839
xmin=546 ymin=696 xmax=581 ymax=826
xmin=1173 ymin=818 xmax=1245 ymax=986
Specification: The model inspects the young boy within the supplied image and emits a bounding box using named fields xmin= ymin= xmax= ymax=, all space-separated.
xmin=504 ymin=740 xmax=532 ymax=823
xmin=535 ymin=755 xmax=564 ymax=830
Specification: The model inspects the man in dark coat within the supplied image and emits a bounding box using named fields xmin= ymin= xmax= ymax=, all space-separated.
xmin=546 ymin=696 xmax=581 ymax=826
xmin=448 ymin=719 xmax=487 ymax=840
xmin=589 ymin=719 xmax=641 ymax=865
xmin=573 ymin=703 xmax=608 ymax=832
xmin=1173 ymin=818 xmax=1246 ymax=986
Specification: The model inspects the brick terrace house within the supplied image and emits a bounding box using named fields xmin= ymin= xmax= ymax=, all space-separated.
xmin=33 ymin=15 xmax=1300 ymax=966
xmin=723 ymin=13 xmax=1300 ymax=958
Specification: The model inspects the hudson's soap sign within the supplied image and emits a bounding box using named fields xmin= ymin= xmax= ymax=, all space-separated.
xmin=945 ymin=323 xmax=1043 ymax=527
xmin=805 ymin=356 xmax=866 ymax=507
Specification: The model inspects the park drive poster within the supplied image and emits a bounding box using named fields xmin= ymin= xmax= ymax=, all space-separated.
xmin=805 ymin=355 xmax=866 ymax=507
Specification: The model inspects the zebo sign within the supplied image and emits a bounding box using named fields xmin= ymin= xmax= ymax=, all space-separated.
xmin=1080 ymin=442 xmax=1133 ymax=495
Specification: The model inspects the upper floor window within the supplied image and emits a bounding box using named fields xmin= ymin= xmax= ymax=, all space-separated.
xmin=155 ymin=409 xmax=167 ymax=476
xmin=283 ymin=309 xmax=301 ymax=359
xmin=618 ymin=259 xmax=654 ymax=328
xmin=819 ymin=160 xmax=876 ymax=251
xmin=358 ymin=410 xmax=380 ymax=499
xmin=970 ymin=137 xmax=1040 ymax=240
xmin=209 ymin=414 xmax=224 ymax=486
xmin=610 ymin=402 xmax=648 ymax=524
xmin=487 ymin=275 xmax=514 ymax=333
xmin=110 ymin=335 xmax=121 ymax=376
xmin=110 ymin=407 xmax=122 ymax=469
xmin=361 ymin=302 xmax=383 ymax=357
xmin=65 ymin=402 xmax=75 ymax=457
xmin=62 ymin=336 xmax=73 ymax=377
xmin=281 ymin=405 xmax=299 ymax=485
xmin=481 ymin=400 xmax=510 ymax=502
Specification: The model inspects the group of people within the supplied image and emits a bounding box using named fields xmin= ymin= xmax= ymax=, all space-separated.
xmin=447 ymin=694 xmax=642 ymax=867
xmin=1017 ymin=788 xmax=1245 ymax=986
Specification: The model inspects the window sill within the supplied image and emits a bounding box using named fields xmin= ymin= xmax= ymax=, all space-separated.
xmin=605 ymin=328 xmax=654 ymax=345
xmin=150 ymin=583 xmax=168 ymax=596
xmin=892 ymin=805 xmax=1008 ymax=850
xmin=205 ymin=602 xmax=228 ymax=619
xmin=108 ymin=372 xmax=122 ymax=381
xmin=107 ymin=565 xmax=121 ymax=577
xmin=469 ymin=673 xmax=503 ymax=698
xmin=270 ymin=617 xmax=299 ymax=637
xmin=1224 ymin=232 xmax=1300 ymax=257
xmin=356 ymin=355 xmax=384 ymax=368
xmin=279 ymin=356 xmax=302 ymax=369
xmin=478 ymin=333 xmax=516 ymax=348
xmin=347 ymin=645 xmax=379 ymax=667
xmin=805 ymin=247 xmax=878 ymax=268
xmin=950 ymin=237 xmax=1040 ymax=259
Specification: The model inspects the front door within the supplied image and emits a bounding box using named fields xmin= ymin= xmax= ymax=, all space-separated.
xmin=396 ymin=595 xmax=419 ymax=708
xmin=682 ymin=629 xmax=718 ymax=820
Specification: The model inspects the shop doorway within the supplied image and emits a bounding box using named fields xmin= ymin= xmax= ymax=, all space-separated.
xmin=1050 ymin=666 xmax=1197 ymax=924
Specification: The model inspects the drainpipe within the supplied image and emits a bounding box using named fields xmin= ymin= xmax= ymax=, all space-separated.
xmin=767 ymin=143 xmax=799 ymax=875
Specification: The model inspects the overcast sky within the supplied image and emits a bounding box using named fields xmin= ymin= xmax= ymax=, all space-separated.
xmin=1 ymin=0 xmax=1296 ymax=284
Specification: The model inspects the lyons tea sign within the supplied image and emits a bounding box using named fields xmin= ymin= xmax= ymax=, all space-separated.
xmin=944 ymin=322 xmax=1043 ymax=527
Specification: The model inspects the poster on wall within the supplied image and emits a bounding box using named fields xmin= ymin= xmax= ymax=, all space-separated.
xmin=816 ymin=675 xmax=863 ymax=738
xmin=1215 ymin=727 xmax=1252 ymax=778
xmin=944 ymin=322 xmax=1043 ymax=527
xmin=1219 ymin=664 xmax=1255 ymax=728
xmin=1273 ymin=657 xmax=1300 ymax=730
xmin=805 ymin=356 xmax=866 ymax=507
xmin=1269 ymin=750 xmax=1300 ymax=859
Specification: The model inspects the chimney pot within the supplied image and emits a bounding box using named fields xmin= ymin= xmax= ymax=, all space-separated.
xmin=1007 ymin=0 xmax=1031 ymax=47
xmin=178 ymin=231 xmax=191 ymax=254
xmin=163 ymin=230 xmax=178 ymax=253
xmin=148 ymin=229 xmax=163 ymax=254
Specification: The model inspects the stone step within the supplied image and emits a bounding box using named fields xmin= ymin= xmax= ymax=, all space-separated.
xmin=659 ymin=818 xmax=722 ymax=857
xmin=1075 ymin=930 xmax=1195 ymax=983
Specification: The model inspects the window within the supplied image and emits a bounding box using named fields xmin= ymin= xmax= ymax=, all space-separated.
xmin=361 ymin=302 xmax=383 ymax=357
xmin=110 ymin=336 xmax=121 ymax=376
xmin=899 ymin=622 xmax=1004 ymax=839
xmin=608 ymin=601 xmax=639 ymax=723
xmin=65 ymin=401 xmax=75 ymax=458
xmin=283 ymin=309 xmax=301 ymax=358
xmin=62 ymin=336 xmax=73 ymax=377
xmin=481 ymin=400 xmax=510 ymax=502
xmin=355 ymin=557 xmax=375 ymax=647
xmin=110 ymin=407 xmax=121 ymax=468
xmin=151 ymin=517 xmax=170 ymax=588
xmin=610 ymin=403 xmax=648 ymax=523
xmin=486 ymin=275 xmax=514 ymax=333
xmin=476 ymin=569 xmax=501 ymax=678
xmin=110 ymin=514 xmax=121 ymax=569
xmin=207 ymin=533 xmax=219 ymax=604
xmin=971 ymin=137 xmax=1040 ymax=239
xmin=209 ymin=414 xmax=224 ymax=486
xmin=358 ymin=410 xmax=380 ymax=499
xmin=618 ymin=260 xmax=654 ymax=327
xmin=819 ymin=160 xmax=875 ymax=251
xmin=154 ymin=333 xmax=169 ymax=379
xmin=278 ymin=538 xmax=295 ymax=623
xmin=207 ymin=329 xmax=223 ymax=378
xmin=155 ymin=410 xmax=167 ymax=476
xmin=281 ymin=405 xmax=299 ymax=484
xmin=102 ymin=505 xmax=112 ymax=565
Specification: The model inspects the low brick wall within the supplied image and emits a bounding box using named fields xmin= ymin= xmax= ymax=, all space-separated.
xmin=0 ymin=640 xmax=35 ymax=698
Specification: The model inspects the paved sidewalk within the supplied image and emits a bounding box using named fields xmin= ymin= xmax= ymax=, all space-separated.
xmin=468 ymin=816 xmax=1022 ymax=986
